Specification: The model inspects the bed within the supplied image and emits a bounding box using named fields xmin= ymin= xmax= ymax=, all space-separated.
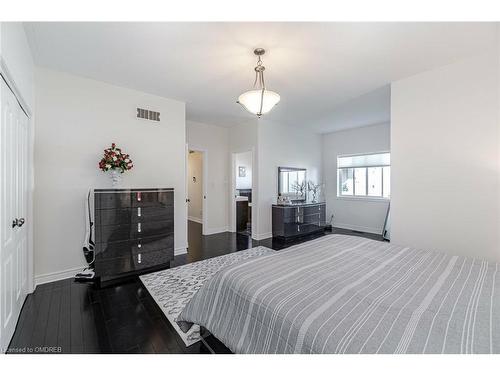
xmin=178 ymin=234 xmax=500 ymax=354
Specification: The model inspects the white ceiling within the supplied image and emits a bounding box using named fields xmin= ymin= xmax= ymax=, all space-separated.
xmin=25 ymin=22 xmax=497 ymax=133
xmin=313 ymin=85 xmax=391 ymax=133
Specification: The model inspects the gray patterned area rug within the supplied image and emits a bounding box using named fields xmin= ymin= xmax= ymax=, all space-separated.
xmin=139 ymin=246 xmax=275 ymax=346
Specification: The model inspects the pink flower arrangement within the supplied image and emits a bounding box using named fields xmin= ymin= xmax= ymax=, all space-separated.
xmin=98 ymin=143 xmax=133 ymax=173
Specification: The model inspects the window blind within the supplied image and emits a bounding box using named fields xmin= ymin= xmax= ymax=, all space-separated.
xmin=337 ymin=152 xmax=390 ymax=168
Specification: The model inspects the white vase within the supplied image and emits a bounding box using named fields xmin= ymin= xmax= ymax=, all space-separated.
xmin=109 ymin=168 xmax=122 ymax=187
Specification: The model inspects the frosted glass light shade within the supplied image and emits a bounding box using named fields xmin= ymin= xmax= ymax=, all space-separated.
xmin=237 ymin=89 xmax=280 ymax=116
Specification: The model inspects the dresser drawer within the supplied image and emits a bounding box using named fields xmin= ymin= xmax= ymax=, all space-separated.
xmin=131 ymin=220 xmax=174 ymax=239
xmin=131 ymin=234 xmax=174 ymax=255
xmin=131 ymin=249 xmax=173 ymax=271
xmin=96 ymin=215 xmax=174 ymax=243
xmin=97 ymin=253 xmax=171 ymax=279
xmin=95 ymin=208 xmax=132 ymax=227
xmin=284 ymin=223 xmax=303 ymax=236
xmin=303 ymin=212 xmax=321 ymax=224
xmin=303 ymin=213 xmax=326 ymax=226
xmin=95 ymin=240 xmax=130 ymax=259
xmin=95 ymin=192 xmax=131 ymax=209
xmin=304 ymin=204 xmax=325 ymax=216
xmin=281 ymin=207 xmax=298 ymax=220
xmin=130 ymin=206 xmax=174 ymax=223
xmin=96 ymin=256 xmax=134 ymax=277
xmin=131 ymin=191 xmax=174 ymax=208
xmin=284 ymin=223 xmax=321 ymax=236
xmin=95 ymin=206 xmax=173 ymax=227
xmin=95 ymin=234 xmax=174 ymax=260
xmin=97 ymin=223 xmax=131 ymax=244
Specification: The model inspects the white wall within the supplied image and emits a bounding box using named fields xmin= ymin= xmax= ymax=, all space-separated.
xmin=228 ymin=121 xmax=259 ymax=235
xmin=229 ymin=120 xmax=258 ymax=153
xmin=187 ymin=120 xmax=229 ymax=234
xmin=391 ymin=53 xmax=500 ymax=262
xmin=323 ymin=123 xmax=390 ymax=234
xmin=257 ymin=120 xmax=323 ymax=239
xmin=187 ymin=151 xmax=203 ymax=222
xmin=235 ymin=151 xmax=252 ymax=190
xmin=34 ymin=68 xmax=187 ymax=283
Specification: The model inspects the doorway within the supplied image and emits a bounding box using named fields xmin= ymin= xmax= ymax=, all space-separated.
xmin=186 ymin=149 xmax=207 ymax=251
xmin=231 ymin=150 xmax=253 ymax=236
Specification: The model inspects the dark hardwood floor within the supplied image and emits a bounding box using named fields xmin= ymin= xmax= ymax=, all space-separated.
xmin=7 ymin=221 xmax=383 ymax=354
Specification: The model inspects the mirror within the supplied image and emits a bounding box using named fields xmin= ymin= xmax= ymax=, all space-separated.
xmin=278 ymin=167 xmax=307 ymax=201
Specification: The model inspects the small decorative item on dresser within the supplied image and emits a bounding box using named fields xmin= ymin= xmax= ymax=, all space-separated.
xmin=307 ymin=181 xmax=323 ymax=203
xmin=291 ymin=180 xmax=307 ymax=200
xmin=98 ymin=143 xmax=133 ymax=187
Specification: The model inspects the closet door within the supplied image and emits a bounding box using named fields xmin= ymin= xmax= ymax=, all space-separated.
xmin=0 ymin=78 xmax=29 ymax=352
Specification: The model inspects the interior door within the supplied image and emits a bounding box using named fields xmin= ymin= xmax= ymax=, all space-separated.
xmin=0 ymin=78 xmax=29 ymax=352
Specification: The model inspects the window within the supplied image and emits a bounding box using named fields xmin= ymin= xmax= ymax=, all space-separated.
xmin=339 ymin=168 xmax=353 ymax=195
xmin=337 ymin=152 xmax=390 ymax=199
xmin=354 ymin=168 xmax=367 ymax=196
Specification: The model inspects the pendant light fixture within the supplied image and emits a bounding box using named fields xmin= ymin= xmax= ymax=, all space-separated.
xmin=237 ymin=48 xmax=280 ymax=117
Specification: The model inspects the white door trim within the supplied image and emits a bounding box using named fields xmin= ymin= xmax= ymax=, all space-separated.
xmin=186 ymin=146 xmax=209 ymax=235
xmin=229 ymin=148 xmax=254 ymax=236
xmin=0 ymin=58 xmax=34 ymax=296
xmin=0 ymin=76 xmax=31 ymax=353
xmin=0 ymin=58 xmax=33 ymax=118
xmin=229 ymin=153 xmax=237 ymax=233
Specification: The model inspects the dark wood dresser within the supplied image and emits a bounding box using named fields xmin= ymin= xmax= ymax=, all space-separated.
xmin=272 ymin=202 xmax=326 ymax=240
xmin=93 ymin=188 xmax=174 ymax=287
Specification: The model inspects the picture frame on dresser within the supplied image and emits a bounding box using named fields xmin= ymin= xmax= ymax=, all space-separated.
xmin=92 ymin=188 xmax=174 ymax=287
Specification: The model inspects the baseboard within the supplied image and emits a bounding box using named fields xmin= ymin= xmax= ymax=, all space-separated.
xmin=35 ymin=266 xmax=85 ymax=287
xmin=333 ymin=222 xmax=381 ymax=235
xmin=253 ymin=232 xmax=272 ymax=241
xmin=175 ymin=246 xmax=188 ymax=256
xmin=188 ymin=216 xmax=203 ymax=224
xmin=204 ymin=227 xmax=229 ymax=235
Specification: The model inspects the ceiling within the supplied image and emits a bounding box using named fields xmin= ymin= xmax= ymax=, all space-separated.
xmin=25 ymin=22 xmax=497 ymax=133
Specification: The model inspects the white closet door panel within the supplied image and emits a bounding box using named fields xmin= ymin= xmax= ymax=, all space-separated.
xmin=1 ymin=97 xmax=14 ymax=250
xmin=20 ymin=114 xmax=28 ymax=290
xmin=0 ymin=79 xmax=29 ymax=352
xmin=1 ymin=85 xmax=16 ymax=343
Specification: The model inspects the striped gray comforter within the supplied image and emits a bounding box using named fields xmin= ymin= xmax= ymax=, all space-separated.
xmin=178 ymin=235 xmax=500 ymax=353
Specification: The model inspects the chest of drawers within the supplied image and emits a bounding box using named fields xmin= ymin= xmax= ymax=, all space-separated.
xmin=272 ymin=202 xmax=326 ymax=239
xmin=93 ymin=188 xmax=174 ymax=287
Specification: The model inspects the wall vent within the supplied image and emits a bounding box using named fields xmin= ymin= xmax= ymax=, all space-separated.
xmin=137 ymin=108 xmax=160 ymax=122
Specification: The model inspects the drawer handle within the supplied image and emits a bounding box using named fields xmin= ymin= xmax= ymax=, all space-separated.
xmin=137 ymin=192 xmax=142 ymax=202
xmin=138 ymin=243 xmax=142 ymax=249
xmin=138 ymin=207 xmax=141 ymax=217
xmin=138 ymin=253 xmax=142 ymax=264
xmin=138 ymin=223 xmax=141 ymax=232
